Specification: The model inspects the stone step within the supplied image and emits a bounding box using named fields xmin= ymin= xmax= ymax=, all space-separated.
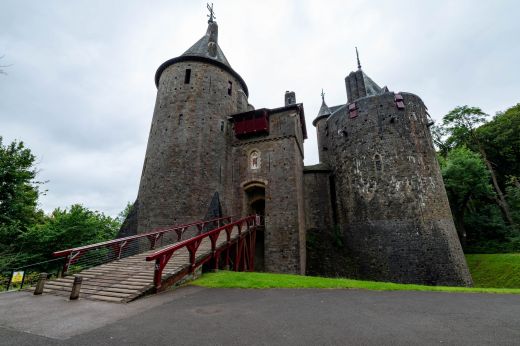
xmin=77 ymin=273 xmax=152 ymax=281
xmin=82 ymin=267 xmax=154 ymax=274
xmin=58 ymin=277 xmax=146 ymax=289
xmin=40 ymin=227 xmax=249 ymax=303
xmin=44 ymin=285 xmax=130 ymax=298
xmin=44 ymin=281 xmax=141 ymax=294
xmin=87 ymin=294 xmax=127 ymax=303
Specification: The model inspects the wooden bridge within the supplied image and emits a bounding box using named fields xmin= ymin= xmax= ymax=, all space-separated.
xmin=38 ymin=216 xmax=259 ymax=303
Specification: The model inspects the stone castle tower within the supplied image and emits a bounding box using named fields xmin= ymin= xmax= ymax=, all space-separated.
xmin=307 ymin=55 xmax=472 ymax=286
xmin=120 ymin=17 xmax=307 ymax=275
xmin=120 ymin=14 xmax=472 ymax=286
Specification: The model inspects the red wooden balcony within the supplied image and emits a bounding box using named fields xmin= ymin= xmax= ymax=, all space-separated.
xmin=232 ymin=110 xmax=269 ymax=138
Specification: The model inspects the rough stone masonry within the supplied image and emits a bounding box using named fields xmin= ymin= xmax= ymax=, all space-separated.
xmin=119 ymin=16 xmax=472 ymax=286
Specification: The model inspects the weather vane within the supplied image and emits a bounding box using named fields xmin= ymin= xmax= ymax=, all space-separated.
xmin=321 ymin=88 xmax=325 ymax=101
xmin=356 ymin=47 xmax=361 ymax=70
xmin=207 ymin=3 xmax=216 ymax=23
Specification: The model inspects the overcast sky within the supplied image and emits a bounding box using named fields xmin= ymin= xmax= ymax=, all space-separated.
xmin=1 ymin=0 xmax=519 ymax=217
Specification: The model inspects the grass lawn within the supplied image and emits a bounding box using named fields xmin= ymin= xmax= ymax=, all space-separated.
xmin=466 ymin=253 xmax=520 ymax=288
xmin=192 ymin=253 xmax=520 ymax=294
xmin=192 ymin=271 xmax=520 ymax=294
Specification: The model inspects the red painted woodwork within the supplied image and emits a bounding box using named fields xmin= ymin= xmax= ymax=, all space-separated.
xmin=348 ymin=102 xmax=358 ymax=118
xmin=233 ymin=110 xmax=269 ymax=137
xmin=146 ymin=215 xmax=259 ymax=290
xmin=53 ymin=216 xmax=233 ymax=274
xmin=395 ymin=93 xmax=405 ymax=109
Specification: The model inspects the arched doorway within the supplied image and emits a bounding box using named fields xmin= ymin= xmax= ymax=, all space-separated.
xmin=244 ymin=183 xmax=265 ymax=271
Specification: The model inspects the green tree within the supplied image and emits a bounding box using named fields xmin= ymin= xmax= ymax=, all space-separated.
xmin=0 ymin=137 xmax=44 ymax=268
xmin=117 ymin=201 xmax=134 ymax=223
xmin=442 ymin=106 xmax=515 ymax=228
xmin=506 ymin=177 xmax=520 ymax=227
xmin=19 ymin=204 xmax=121 ymax=265
xmin=0 ymin=137 xmax=125 ymax=270
xmin=476 ymin=104 xmax=520 ymax=190
xmin=430 ymin=124 xmax=451 ymax=158
xmin=440 ymin=146 xmax=494 ymax=244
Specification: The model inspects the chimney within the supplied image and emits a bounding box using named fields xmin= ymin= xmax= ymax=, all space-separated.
xmin=285 ymin=91 xmax=296 ymax=106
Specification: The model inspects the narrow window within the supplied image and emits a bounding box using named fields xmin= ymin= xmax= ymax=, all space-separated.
xmin=184 ymin=69 xmax=191 ymax=84
xmin=220 ymin=120 xmax=225 ymax=132
xmin=374 ymin=154 xmax=382 ymax=171
xmin=178 ymin=114 xmax=183 ymax=126
xmin=227 ymin=81 xmax=232 ymax=96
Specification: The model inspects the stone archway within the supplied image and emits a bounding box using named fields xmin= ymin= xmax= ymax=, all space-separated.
xmin=244 ymin=182 xmax=266 ymax=271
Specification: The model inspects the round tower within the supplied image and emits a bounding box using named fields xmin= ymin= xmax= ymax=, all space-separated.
xmin=135 ymin=19 xmax=249 ymax=232
xmin=312 ymin=90 xmax=332 ymax=164
xmin=326 ymin=68 xmax=472 ymax=286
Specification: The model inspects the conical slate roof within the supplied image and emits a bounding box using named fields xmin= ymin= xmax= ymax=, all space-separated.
xmin=360 ymin=70 xmax=383 ymax=97
xmin=317 ymin=99 xmax=331 ymax=118
xmin=312 ymin=93 xmax=332 ymax=126
xmin=181 ymin=21 xmax=231 ymax=68
xmin=155 ymin=20 xmax=248 ymax=96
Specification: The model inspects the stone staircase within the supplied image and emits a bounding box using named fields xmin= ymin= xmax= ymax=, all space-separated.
xmin=37 ymin=229 xmax=237 ymax=303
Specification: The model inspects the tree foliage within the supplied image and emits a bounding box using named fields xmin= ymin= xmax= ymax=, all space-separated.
xmin=0 ymin=137 xmax=44 ymax=267
xmin=441 ymin=106 xmax=516 ymax=228
xmin=476 ymin=104 xmax=520 ymax=190
xmin=0 ymin=137 xmax=121 ymax=270
xmin=18 ymin=205 xmax=120 ymax=265
xmin=436 ymin=104 xmax=520 ymax=252
xmin=442 ymin=106 xmax=487 ymax=149
xmin=117 ymin=201 xmax=134 ymax=223
xmin=439 ymin=147 xmax=495 ymax=245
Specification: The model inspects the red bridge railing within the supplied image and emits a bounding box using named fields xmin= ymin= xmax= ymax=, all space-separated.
xmin=53 ymin=216 xmax=234 ymax=274
xmin=146 ymin=215 xmax=260 ymax=290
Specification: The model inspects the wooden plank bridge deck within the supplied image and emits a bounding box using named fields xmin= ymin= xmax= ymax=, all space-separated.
xmin=37 ymin=227 xmax=242 ymax=303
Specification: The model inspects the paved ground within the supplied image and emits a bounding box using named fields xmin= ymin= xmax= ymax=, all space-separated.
xmin=1 ymin=286 xmax=519 ymax=345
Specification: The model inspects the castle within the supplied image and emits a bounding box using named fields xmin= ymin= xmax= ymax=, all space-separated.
xmin=119 ymin=13 xmax=473 ymax=286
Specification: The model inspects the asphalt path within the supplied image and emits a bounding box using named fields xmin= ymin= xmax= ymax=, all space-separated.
xmin=1 ymin=286 xmax=519 ymax=345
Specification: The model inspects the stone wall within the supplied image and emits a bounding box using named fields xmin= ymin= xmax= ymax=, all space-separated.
xmin=314 ymin=117 xmax=331 ymax=164
xmin=303 ymin=166 xmax=333 ymax=232
xmin=231 ymin=108 xmax=306 ymax=274
xmin=134 ymin=60 xmax=245 ymax=233
xmin=320 ymin=92 xmax=472 ymax=286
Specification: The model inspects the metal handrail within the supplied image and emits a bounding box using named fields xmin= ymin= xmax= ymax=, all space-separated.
xmin=2 ymin=257 xmax=66 ymax=292
xmin=52 ymin=215 xmax=235 ymax=273
xmin=146 ymin=215 xmax=259 ymax=290
xmin=3 ymin=257 xmax=65 ymax=272
xmin=53 ymin=216 xmax=233 ymax=257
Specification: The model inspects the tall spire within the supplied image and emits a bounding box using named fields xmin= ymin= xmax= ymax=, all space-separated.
xmin=180 ymin=5 xmax=230 ymax=66
xmin=316 ymin=88 xmax=331 ymax=118
xmin=207 ymin=3 xmax=216 ymax=23
xmin=356 ymin=47 xmax=361 ymax=70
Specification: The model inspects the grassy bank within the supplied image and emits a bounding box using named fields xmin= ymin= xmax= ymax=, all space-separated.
xmin=192 ymin=253 xmax=520 ymax=293
xmin=466 ymin=253 xmax=520 ymax=288
xmin=192 ymin=271 xmax=520 ymax=294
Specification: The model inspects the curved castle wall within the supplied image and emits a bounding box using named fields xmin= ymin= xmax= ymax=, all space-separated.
xmin=135 ymin=60 xmax=246 ymax=232
xmin=325 ymin=92 xmax=472 ymax=286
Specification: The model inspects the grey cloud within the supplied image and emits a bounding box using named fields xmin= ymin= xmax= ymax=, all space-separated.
xmin=1 ymin=0 xmax=518 ymax=216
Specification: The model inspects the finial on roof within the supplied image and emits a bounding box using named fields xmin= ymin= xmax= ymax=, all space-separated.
xmin=207 ymin=3 xmax=216 ymax=23
xmin=356 ymin=46 xmax=361 ymax=70
xmin=315 ymin=88 xmax=332 ymax=122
